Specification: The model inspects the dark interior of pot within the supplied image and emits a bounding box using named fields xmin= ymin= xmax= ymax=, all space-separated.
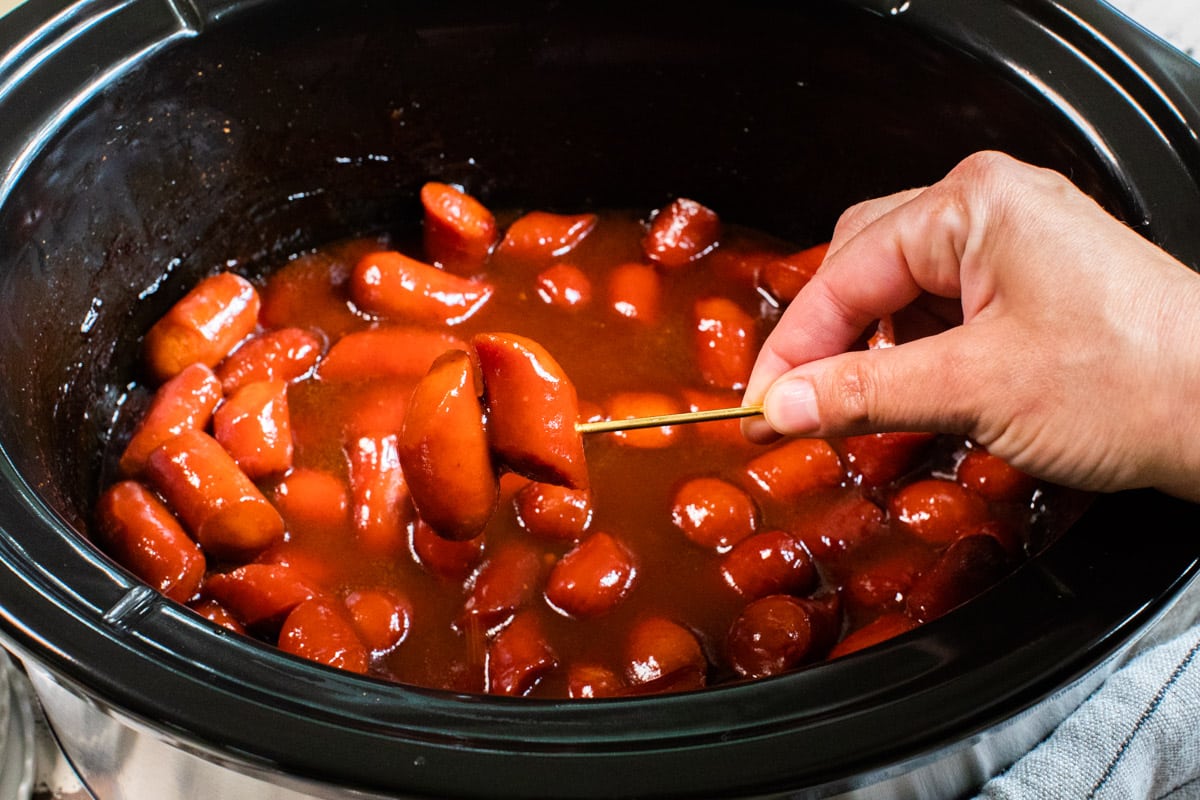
xmin=1 ymin=0 xmax=1199 ymax=798
xmin=0 ymin=0 xmax=1134 ymax=521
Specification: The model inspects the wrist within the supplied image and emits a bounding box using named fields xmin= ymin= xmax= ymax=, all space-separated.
xmin=1140 ymin=266 xmax=1200 ymax=502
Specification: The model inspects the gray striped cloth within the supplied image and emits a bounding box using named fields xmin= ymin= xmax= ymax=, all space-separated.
xmin=977 ymin=620 xmax=1200 ymax=799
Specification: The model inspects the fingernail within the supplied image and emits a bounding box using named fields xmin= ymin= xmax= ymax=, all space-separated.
xmin=765 ymin=378 xmax=820 ymax=434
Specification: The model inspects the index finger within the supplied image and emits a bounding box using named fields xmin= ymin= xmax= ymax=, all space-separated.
xmin=742 ymin=166 xmax=984 ymax=409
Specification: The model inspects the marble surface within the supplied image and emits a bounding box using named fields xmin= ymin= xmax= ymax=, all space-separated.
xmin=1106 ymin=0 xmax=1200 ymax=57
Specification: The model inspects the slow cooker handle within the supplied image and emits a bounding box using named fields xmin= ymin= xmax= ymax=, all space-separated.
xmin=0 ymin=0 xmax=190 ymax=206
xmin=1085 ymin=2 xmax=1200 ymax=169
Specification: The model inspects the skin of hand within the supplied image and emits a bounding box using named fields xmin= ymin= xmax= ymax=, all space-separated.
xmin=742 ymin=150 xmax=1200 ymax=502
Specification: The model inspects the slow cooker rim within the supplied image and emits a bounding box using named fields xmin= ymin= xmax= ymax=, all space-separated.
xmin=1 ymin=0 xmax=1199 ymax=797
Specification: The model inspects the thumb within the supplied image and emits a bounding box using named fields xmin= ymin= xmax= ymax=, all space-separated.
xmin=757 ymin=329 xmax=983 ymax=439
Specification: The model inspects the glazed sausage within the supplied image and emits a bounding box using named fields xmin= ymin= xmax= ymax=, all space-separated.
xmin=544 ymin=532 xmax=638 ymax=618
xmin=472 ymin=332 xmax=588 ymax=489
xmin=409 ymin=518 xmax=486 ymax=581
xmin=890 ymin=479 xmax=991 ymax=545
xmin=398 ymin=349 xmax=499 ymax=541
xmin=828 ymin=612 xmax=918 ymax=659
xmin=216 ymin=327 xmax=322 ymax=394
xmin=906 ymin=534 xmax=1012 ymax=623
xmin=513 ymin=482 xmax=593 ymax=541
xmin=315 ymin=326 xmax=468 ymax=383
xmin=567 ymin=664 xmax=623 ymax=699
xmin=278 ymin=598 xmax=369 ymax=675
xmin=212 ymin=379 xmax=294 ymax=479
xmin=345 ymin=432 xmax=410 ymax=556
xmin=623 ymin=617 xmax=706 ymax=694
xmin=642 ymin=198 xmax=720 ymax=270
xmin=344 ymin=587 xmax=412 ymax=653
xmin=486 ymin=612 xmax=557 ymax=696
xmin=144 ymin=428 xmax=284 ymax=559
xmin=204 ymin=562 xmax=319 ymax=629
xmin=789 ymin=492 xmax=886 ymax=559
xmin=144 ymin=272 xmax=261 ymax=383
xmin=603 ymin=392 xmax=684 ymax=450
xmin=744 ymin=439 xmax=844 ymax=504
xmin=420 ymin=181 xmax=498 ymax=272
xmin=187 ymin=599 xmax=246 ymax=634
xmin=726 ymin=592 xmax=840 ymax=679
xmin=838 ymin=432 xmax=936 ymax=488
xmin=671 ymin=477 xmax=759 ymax=552
xmin=607 ymin=262 xmax=662 ymax=323
xmin=95 ymin=480 xmax=205 ymax=603
xmin=119 ymin=362 xmax=222 ymax=477
xmin=497 ymin=211 xmax=597 ymax=262
xmin=720 ymin=530 xmax=815 ymax=600
xmin=534 ymin=263 xmax=592 ymax=309
xmin=759 ymin=242 xmax=829 ymax=304
xmin=692 ymin=297 xmax=757 ymax=391
xmin=457 ymin=542 xmax=544 ymax=634
xmin=955 ymin=447 xmax=1036 ymax=502
xmin=270 ymin=468 xmax=349 ymax=533
xmin=349 ymin=250 xmax=493 ymax=325
xmin=681 ymin=388 xmax=750 ymax=447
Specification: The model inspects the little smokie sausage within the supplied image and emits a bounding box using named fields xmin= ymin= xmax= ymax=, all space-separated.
xmin=409 ymin=518 xmax=486 ymax=581
xmin=345 ymin=432 xmax=410 ymax=557
xmin=624 ymin=617 xmax=707 ymax=694
xmin=759 ymin=242 xmax=829 ymax=304
xmin=726 ymin=592 xmax=840 ymax=679
xmin=398 ymin=349 xmax=499 ymax=541
xmin=216 ymin=327 xmax=323 ymax=394
xmin=420 ymin=181 xmax=498 ymax=273
xmin=513 ymin=482 xmax=593 ymax=541
xmin=349 ymin=250 xmax=493 ymax=325
xmin=95 ymin=481 xmax=205 ymax=603
xmin=212 ymin=379 xmax=294 ymax=479
xmin=837 ymin=432 xmax=936 ymax=489
xmin=458 ymin=542 xmax=545 ymax=634
xmin=472 ymin=332 xmax=588 ymax=490
xmin=544 ymin=532 xmax=638 ymax=618
xmin=144 ymin=272 xmax=261 ymax=384
xmin=671 ymin=477 xmax=759 ymax=552
xmin=204 ymin=562 xmax=318 ymax=630
xmin=278 ymin=598 xmax=370 ymax=674
xmin=144 ymin=428 xmax=284 ymax=560
xmin=692 ymin=297 xmax=757 ymax=391
xmin=486 ymin=612 xmax=558 ymax=696
xmin=315 ymin=326 xmax=468 ymax=383
xmin=345 ymin=587 xmax=413 ymax=653
xmin=119 ymin=363 xmax=223 ymax=477
xmin=642 ymin=198 xmax=720 ymax=270
xmin=496 ymin=211 xmax=597 ymax=262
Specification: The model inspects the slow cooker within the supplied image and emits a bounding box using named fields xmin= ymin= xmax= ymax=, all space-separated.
xmin=1 ymin=1 xmax=1199 ymax=798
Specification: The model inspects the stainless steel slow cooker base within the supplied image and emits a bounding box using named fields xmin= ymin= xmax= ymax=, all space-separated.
xmin=0 ymin=650 xmax=35 ymax=800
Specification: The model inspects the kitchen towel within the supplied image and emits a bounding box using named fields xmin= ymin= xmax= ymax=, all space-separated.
xmin=977 ymin=620 xmax=1200 ymax=800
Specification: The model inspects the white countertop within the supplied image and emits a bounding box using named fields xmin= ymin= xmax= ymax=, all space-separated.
xmin=1107 ymin=0 xmax=1200 ymax=57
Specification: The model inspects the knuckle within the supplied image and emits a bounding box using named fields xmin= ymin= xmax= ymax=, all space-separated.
xmin=956 ymin=150 xmax=1011 ymax=178
xmin=826 ymin=360 xmax=877 ymax=428
xmin=834 ymin=198 xmax=879 ymax=239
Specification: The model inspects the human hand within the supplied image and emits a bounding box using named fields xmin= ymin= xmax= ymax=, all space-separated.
xmin=742 ymin=151 xmax=1200 ymax=501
